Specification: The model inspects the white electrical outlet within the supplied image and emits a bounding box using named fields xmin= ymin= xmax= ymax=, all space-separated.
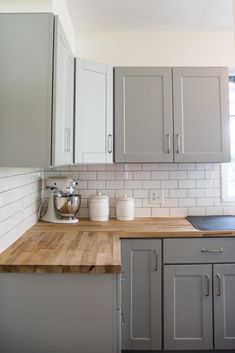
xmin=150 ymin=190 xmax=164 ymax=205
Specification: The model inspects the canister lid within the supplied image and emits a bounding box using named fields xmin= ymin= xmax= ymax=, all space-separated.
xmin=117 ymin=194 xmax=133 ymax=201
xmin=89 ymin=192 xmax=109 ymax=200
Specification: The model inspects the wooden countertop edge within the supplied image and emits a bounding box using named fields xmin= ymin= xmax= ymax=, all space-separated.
xmin=0 ymin=218 xmax=235 ymax=274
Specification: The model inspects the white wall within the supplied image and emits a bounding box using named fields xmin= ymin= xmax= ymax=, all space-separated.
xmin=75 ymin=30 xmax=235 ymax=66
xmin=52 ymin=0 xmax=75 ymax=52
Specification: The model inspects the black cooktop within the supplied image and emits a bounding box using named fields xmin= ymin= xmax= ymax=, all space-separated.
xmin=186 ymin=215 xmax=235 ymax=231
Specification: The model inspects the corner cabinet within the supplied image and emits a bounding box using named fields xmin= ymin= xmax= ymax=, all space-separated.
xmin=115 ymin=67 xmax=230 ymax=163
xmin=0 ymin=14 xmax=74 ymax=167
xmin=121 ymin=239 xmax=162 ymax=351
xmin=74 ymin=58 xmax=113 ymax=164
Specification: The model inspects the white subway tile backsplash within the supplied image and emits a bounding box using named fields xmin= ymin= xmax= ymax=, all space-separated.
xmin=42 ymin=162 xmax=234 ymax=221
xmin=188 ymin=207 xmax=206 ymax=216
xmin=106 ymin=180 xmax=124 ymax=189
xmin=0 ymin=168 xmax=42 ymax=253
xmin=88 ymin=181 xmax=105 ymax=190
xmin=125 ymin=180 xmax=142 ymax=189
xmin=152 ymin=208 xmax=170 ymax=217
xmin=179 ymin=198 xmax=196 ymax=207
xmin=78 ymin=172 xmax=96 ymax=180
xmin=134 ymin=171 xmax=151 ymax=180
xmin=152 ymin=171 xmax=169 ymax=180
xmin=97 ymin=172 xmax=115 ymax=180
xmin=143 ymin=180 xmax=160 ymax=189
xmin=170 ymin=189 xmax=187 ymax=198
xmin=169 ymin=171 xmax=187 ymax=180
xmin=187 ymin=189 xmax=205 ymax=198
xmin=161 ymin=180 xmax=178 ymax=189
xmin=179 ymin=180 xmax=196 ymax=189
xmin=169 ymin=208 xmax=188 ymax=216
xmin=142 ymin=163 xmax=160 ymax=170
xmin=187 ymin=171 xmax=204 ymax=179
xmin=115 ymin=171 xmax=133 ymax=180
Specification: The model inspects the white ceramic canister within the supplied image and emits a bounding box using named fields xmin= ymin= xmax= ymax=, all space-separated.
xmin=88 ymin=192 xmax=109 ymax=221
xmin=116 ymin=194 xmax=134 ymax=221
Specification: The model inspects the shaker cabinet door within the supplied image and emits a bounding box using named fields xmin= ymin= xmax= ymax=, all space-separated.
xmin=52 ymin=16 xmax=74 ymax=166
xmin=115 ymin=67 xmax=173 ymax=162
xmin=214 ymin=264 xmax=235 ymax=350
xmin=121 ymin=239 xmax=162 ymax=351
xmin=173 ymin=67 xmax=230 ymax=162
xmin=164 ymin=264 xmax=213 ymax=350
xmin=75 ymin=58 xmax=113 ymax=164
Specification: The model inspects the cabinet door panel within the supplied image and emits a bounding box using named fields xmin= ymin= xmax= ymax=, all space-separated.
xmin=121 ymin=239 xmax=161 ymax=350
xmin=164 ymin=264 xmax=213 ymax=350
xmin=0 ymin=14 xmax=54 ymax=167
xmin=173 ymin=67 xmax=230 ymax=162
xmin=115 ymin=67 xmax=173 ymax=162
xmin=52 ymin=17 xmax=74 ymax=166
xmin=75 ymin=59 xmax=113 ymax=164
xmin=214 ymin=264 xmax=235 ymax=349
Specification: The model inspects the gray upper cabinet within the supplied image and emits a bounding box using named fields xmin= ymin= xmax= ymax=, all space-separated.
xmin=214 ymin=264 xmax=235 ymax=349
xmin=121 ymin=239 xmax=162 ymax=351
xmin=0 ymin=14 xmax=74 ymax=167
xmin=74 ymin=58 xmax=113 ymax=164
xmin=173 ymin=67 xmax=230 ymax=162
xmin=164 ymin=264 xmax=213 ymax=350
xmin=114 ymin=67 xmax=230 ymax=163
xmin=52 ymin=17 xmax=74 ymax=166
xmin=115 ymin=67 xmax=173 ymax=162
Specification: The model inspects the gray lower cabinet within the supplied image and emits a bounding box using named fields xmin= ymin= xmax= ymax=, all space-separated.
xmin=214 ymin=264 xmax=235 ymax=349
xmin=164 ymin=264 xmax=213 ymax=350
xmin=0 ymin=14 xmax=74 ymax=167
xmin=0 ymin=273 xmax=120 ymax=353
xmin=121 ymin=239 xmax=162 ymax=350
xmin=115 ymin=67 xmax=230 ymax=163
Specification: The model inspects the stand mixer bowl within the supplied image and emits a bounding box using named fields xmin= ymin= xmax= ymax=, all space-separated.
xmin=54 ymin=194 xmax=81 ymax=220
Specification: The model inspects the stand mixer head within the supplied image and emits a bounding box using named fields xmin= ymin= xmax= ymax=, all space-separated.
xmin=41 ymin=177 xmax=81 ymax=224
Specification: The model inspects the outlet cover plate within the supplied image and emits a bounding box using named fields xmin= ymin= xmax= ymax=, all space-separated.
xmin=150 ymin=190 xmax=164 ymax=205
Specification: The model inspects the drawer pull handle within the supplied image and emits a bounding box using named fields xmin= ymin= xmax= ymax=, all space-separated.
xmin=216 ymin=274 xmax=221 ymax=296
xmin=108 ymin=134 xmax=112 ymax=154
xmin=205 ymin=274 xmax=210 ymax=296
xmin=201 ymin=248 xmax=223 ymax=253
xmin=154 ymin=250 xmax=158 ymax=271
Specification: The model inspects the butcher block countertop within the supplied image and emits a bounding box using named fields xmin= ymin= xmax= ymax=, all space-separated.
xmin=0 ymin=218 xmax=235 ymax=274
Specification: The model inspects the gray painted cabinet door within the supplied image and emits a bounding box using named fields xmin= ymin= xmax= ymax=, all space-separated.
xmin=214 ymin=264 xmax=235 ymax=350
xmin=52 ymin=17 xmax=74 ymax=166
xmin=115 ymin=67 xmax=173 ymax=162
xmin=121 ymin=239 xmax=162 ymax=350
xmin=164 ymin=264 xmax=213 ymax=350
xmin=75 ymin=58 xmax=113 ymax=164
xmin=0 ymin=14 xmax=54 ymax=167
xmin=173 ymin=67 xmax=230 ymax=162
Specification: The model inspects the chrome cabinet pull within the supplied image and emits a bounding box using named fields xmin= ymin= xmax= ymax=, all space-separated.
xmin=205 ymin=274 xmax=210 ymax=296
xmin=176 ymin=134 xmax=181 ymax=154
xmin=201 ymin=248 xmax=223 ymax=253
xmin=166 ymin=134 xmax=171 ymax=154
xmin=216 ymin=274 xmax=221 ymax=296
xmin=154 ymin=250 xmax=158 ymax=271
xmin=108 ymin=134 xmax=112 ymax=154
xmin=121 ymin=271 xmax=125 ymax=281
xmin=121 ymin=313 xmax=125 ymax=326
xmin=67 ymin=128 xmax=71 ymax=152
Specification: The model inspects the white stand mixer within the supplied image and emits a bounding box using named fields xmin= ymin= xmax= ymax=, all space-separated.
xmin=41 ymin=177 xmax=81 ymax=224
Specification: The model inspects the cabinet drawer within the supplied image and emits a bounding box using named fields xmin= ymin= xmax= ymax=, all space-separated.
xmin=164 ymin=238 xmax=235 ymax=263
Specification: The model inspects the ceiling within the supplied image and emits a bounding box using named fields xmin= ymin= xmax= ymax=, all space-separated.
xmin=66 ymin=0 xmax=234 ymax=32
